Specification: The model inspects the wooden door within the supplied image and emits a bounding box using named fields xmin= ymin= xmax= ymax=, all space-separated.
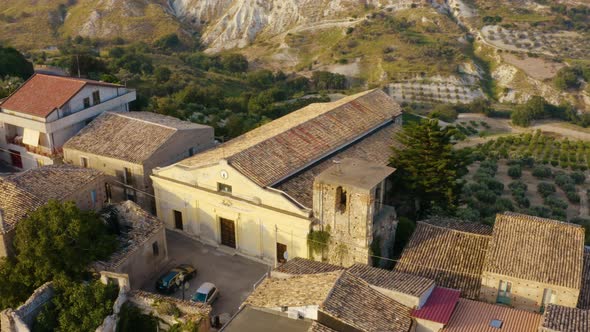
xmin=9 ymin=150 xmax=22 ymax=168
xmin=220 ymin=218 xmax=236 ymax=248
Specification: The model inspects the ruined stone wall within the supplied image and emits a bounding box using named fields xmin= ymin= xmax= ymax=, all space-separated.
xmin=0 ymin=229 xmax=15 ymax=258
xmin=0 ymin=282 xmax=54 ymax=332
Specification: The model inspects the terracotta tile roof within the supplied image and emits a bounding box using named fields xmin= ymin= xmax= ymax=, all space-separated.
xmin=394 ymin=220 xmax=491 ymax=299
xmin=484 ymin=212 xmax=585 ymax=289
xmin=0 ymin=179 xmax=41 ymax=234
xmin=578 ymin=247 xmax=590 ymax=309
xmin=179 ymin=89 xmax=401 ymax=188
xmin=64 ymin=112 xmax=212 ymax=164
xmin=422 ymin=218 xmax=493 ymax=236
xmin=541 ymin=305 xmax=590 ymax=332
xmin=347 ymin=263 xmax=434 ymax=297
xmin=320 ymin=272 xmax=413 ymax=332
xmin=274 ymin=258 xmax=344 ymax=275
xmin=244 ymin=271 xmax=343 ymax=308
xmin=443 ymin=298 xmax=542 ymax=332
xmin=275 ymin=122 xmax=401 ymax=207
xmin=307 ymin=322 xmax=337 ymax=332
xmin=0 ymin=165 xmax=104 ymax=233
xmin=0 ymin=73 xmax=121 ymax=118
xmin=411 ymin=287 xmax=460 ymax=324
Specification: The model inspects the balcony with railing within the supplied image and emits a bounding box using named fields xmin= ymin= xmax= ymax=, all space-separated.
xmin=5 ymin=134 xmax=57 ymax=157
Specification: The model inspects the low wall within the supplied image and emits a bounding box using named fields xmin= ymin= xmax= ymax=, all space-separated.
xmin=0 ymin=282 xmax=55 ymax=332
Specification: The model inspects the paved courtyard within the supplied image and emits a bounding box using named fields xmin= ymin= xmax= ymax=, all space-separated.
xmin=142 ymin=230 xmax=269 ymax=317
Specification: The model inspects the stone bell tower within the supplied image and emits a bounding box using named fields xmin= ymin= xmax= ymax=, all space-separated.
xmin=312 ymin=158 xmax=397 ymax=267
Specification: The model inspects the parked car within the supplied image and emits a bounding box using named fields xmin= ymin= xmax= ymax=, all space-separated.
xmin=191 ymin=282 xmax=219 ymax=304
xmin=156 ymin=264 xmax=197 ymax=294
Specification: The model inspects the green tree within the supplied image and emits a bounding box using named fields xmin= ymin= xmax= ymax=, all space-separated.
xmin=33 ymin=279 xmax=119 ymax=332
xmin=220 ymin=53 xmax=248 ymax=73
xmin=0 ymin=46 xmax=34 ymax=79
xmin=390 ymin=119 xmax=463 ymax=214
xmin=0 ymin=200 xmax=117 ymax=310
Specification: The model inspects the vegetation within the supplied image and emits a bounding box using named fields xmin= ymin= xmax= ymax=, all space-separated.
xmin=554 ymin=64 xmax=590 ymax=91
xmin=467 ymin=130 xmax=590 ymax=170
xmin=307 ymin=229 xmax=331 ymax=257
xmin=116 ymin=303 xmax=158 ymax=332
xmin=0 ymin=46 xmax=34 ymax=79
xmin=391 ymin=119 xmax=465 ymax=215
xmin=33 ymin=279 xmax=119 ymax=332
xmin=0 ymin=200 xmax=117 ymax=310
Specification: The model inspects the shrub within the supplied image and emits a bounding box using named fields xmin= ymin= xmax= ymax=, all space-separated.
xmin=543 ymin=195 xmax=568 ymax=210
xmin=532 ymin=165 xmax=552 ymax=178
xmin=514 ymin=195 xmax=530 ymax=208
xmin=537 ymin=182 xmax=556 ymax=197
xmin=528 ymin=206 xmax=552 ymax=218
xmin=508 ymin=181 xmax=527 ymax=192
xmin=555 ymin=174 xmax=574 ymax=188
xmin=508 ymin=165 xmax=522 ymax=179
xmin=551 ymin=207 xmax=567 ymax=220
xmin=571 ymin=217 xmax=590 ymax=225
xmin=566 ymin=191 xmax=581 ymax=203
xmin=485 ymin=179 xmax=505 ymax=195
xmin=475 ymin=189 xmax=497 ymax=204
xmin=456 ymin=207 xmax=480 ymax=221
xmin=571 ymin=171 xmax=586 ymax=184
xmin=495 ymin=198 xmax=514 ymax=212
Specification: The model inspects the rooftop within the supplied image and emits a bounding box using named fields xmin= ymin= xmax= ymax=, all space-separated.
xmin=314 ymin=158 xmax=395 ymax=190
xmin=320 ymin=272 xmax=413 ymax=332
xmin=221 ymin=306 xmax=312 ymax=332
xmin=274 ymin=258 xmax=344 ymax=275
xmin=179 ymin=89 xmax=401 ymax=188
xmin=347 ymin=263 xmax=434 ymax=297
xmin=63 ymin=112 xmax=212 ymax=164
xmin=91 ymin=201 xmax=164 ymax=271
xmin=411 ymin=287 xmax=460 ymax=324
xmin=307 ymin=322 xmax=337 ymax=332
xmin=394 ymin=220 xmax=491 ymax=299
xmin=484 ymin=212 xmax=585 ymax=289
xmin=244 ymin=271 xmax=343 ymax=308
xmin=579 ymin=247 xmax=590 ymax=309
xmin=540 ymin=304 xmax=590 ymax=332
xmin=275 ymin=121 xmax=401 ymax=207
xmin=0 ymin=165 xmax=104 ymax=233
xmin=443 ymin=298 xmax=542 ymax=332
xmin=0 ymin=73 xmax=122 ymax=118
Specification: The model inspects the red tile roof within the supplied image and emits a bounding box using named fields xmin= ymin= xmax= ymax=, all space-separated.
xmin=443 ymin=299 xmax=541 ymax=332
xmin=411 ymin=287 xmax=460 ymax=324
xmin=0 ymin=73 xmax=121 ymax=118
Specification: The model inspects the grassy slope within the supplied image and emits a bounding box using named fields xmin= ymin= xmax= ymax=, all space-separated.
xmin=0 ymin=0 xmax=183 ymax=50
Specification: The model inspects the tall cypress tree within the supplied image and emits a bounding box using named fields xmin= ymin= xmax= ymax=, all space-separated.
xmin=390 ymin=119 xmax=463 ymax=215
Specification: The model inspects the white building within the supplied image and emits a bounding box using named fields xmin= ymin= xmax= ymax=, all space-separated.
xmin=0 ymin=73 xmax=135 ymax=170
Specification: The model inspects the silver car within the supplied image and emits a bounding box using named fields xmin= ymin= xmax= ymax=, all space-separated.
xmin=191 ymin=282 xmax=219 ymax=305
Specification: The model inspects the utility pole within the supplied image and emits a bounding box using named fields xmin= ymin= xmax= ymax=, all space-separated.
xmin=76 ymin=54 xmax=81 ymax=78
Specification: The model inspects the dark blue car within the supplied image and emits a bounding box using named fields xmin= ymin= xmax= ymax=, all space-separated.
xmin=155 ymin=264 xmax=196 ymax=294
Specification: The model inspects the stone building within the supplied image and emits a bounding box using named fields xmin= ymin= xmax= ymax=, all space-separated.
xmin=63 ymin=111 xmax=214 ymax=212
xmin=0 ymin=73 xmax=135 ymax=170
xmin=0 ymin=164 xmax=108 ymax=257
xmin=395 ymin=212 xmax=588 ymax=314
xmin=480 ymin=213 xmax=585 ymax=312
xmin=151 ymin=89 xmax=402 ymax=266
xmin=91 ymin=201 xmax=168 ymax=289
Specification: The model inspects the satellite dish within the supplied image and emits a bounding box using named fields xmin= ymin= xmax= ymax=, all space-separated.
xmin=283 ymin=251 xmax=289 ymax=260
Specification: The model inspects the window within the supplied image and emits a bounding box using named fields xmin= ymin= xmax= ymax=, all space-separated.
xmin=496 ymin=280 xmax=512 ymax=305
xmin=90 ymin=190 xmax=97 ymax=207
xmin=152 ymin=242 xmax=159 ymax=256
xmin=80 ymin=157 xmax=89 ymax=168
xmin=83 ymin=97 xmax=91 ymax=109
xmin=92 ymin=90 xmax=101 ymax=105
xmin=335 ymin=186 xmax=347 ymax=213
xmin=123 ymin=167 xmax=132 ymax=185
xmin=217 ymin=183 xmax=232 ymax=194
xmin=174 ymin=210 xmax=183 ymax=230
xmin=188 ymin=147 xmax=195 ymax=157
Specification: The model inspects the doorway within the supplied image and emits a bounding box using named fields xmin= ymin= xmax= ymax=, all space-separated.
xmin=277 ymin=243 xmax=287 ymax=264
xmin=174 ymin=210 xmax=183 ymax=230
xmin=220 ymin=218 xmax=236 ymax=249
xmin=9 ymin=150 xmax=22 ymax=168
